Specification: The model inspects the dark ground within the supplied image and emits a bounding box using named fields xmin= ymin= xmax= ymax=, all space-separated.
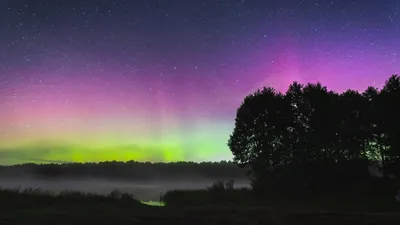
xmin=1 ymin=188 xmax=400 ymax=225
xmin=3 ymin=204 xmax=400 ymax=225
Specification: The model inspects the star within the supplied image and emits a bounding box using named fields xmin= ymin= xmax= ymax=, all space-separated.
xmin=0 ymin=0 xmax=399 ymax=163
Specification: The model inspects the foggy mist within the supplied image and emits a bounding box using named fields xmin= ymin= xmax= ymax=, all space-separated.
xmin=0 ymin=178 xmax=250 ymax=201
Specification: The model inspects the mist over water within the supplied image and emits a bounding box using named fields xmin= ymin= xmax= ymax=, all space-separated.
xmin=0 ymin=178 xmax=250 ymax=201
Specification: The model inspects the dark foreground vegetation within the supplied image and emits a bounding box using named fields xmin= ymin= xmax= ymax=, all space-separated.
xmin=163 ymin=180 xmax=400 ymax=212
xmin=1 ymin=184 xmax=400 ymax=225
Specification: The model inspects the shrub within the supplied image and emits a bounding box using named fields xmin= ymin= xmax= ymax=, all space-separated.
xmin=163 ymin=180 xmax=253 ymax=206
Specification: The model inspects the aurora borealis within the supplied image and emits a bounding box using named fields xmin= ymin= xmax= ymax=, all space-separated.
xmin=0 ymin=0 xmax=399 ymax=165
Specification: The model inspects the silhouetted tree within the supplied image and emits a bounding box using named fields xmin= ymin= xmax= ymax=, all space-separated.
xmin=228 ymin=74 xmax=400 ymax=192
xmin=380 ymin=75 xmax=400 ymax=176
xmin=338 ymin=89 xmax=368 ymax=160
xmin=228 ymin=87 xmax=290 ymax=190
xmin=362 ymin=86 xmax=385 ymax=164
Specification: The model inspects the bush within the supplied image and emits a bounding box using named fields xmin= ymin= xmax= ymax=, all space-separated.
xmin=162 ymin=180 xmax=253 ymax=206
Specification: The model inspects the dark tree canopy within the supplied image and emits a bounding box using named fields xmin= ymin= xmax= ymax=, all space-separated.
xmin=228 ymin=75 xmax=400 ymax=191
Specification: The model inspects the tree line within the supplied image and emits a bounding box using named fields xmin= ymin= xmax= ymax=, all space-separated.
xmin=228 ymin=75 xmax=400 ymax=191
xmin=0 ymin=161 xmax=247 ymax=181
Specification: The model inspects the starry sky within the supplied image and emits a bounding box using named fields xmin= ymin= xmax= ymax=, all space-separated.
xmin=0 ymin=0 xmax=399 ymax=165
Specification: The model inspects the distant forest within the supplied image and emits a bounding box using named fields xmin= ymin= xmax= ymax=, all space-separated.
xmin=0 ymin=161 xmax=248 ymax=181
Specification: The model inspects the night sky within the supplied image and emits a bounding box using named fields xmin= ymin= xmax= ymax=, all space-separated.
xmin=0 ymin=0 xmax=399 ymax=165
